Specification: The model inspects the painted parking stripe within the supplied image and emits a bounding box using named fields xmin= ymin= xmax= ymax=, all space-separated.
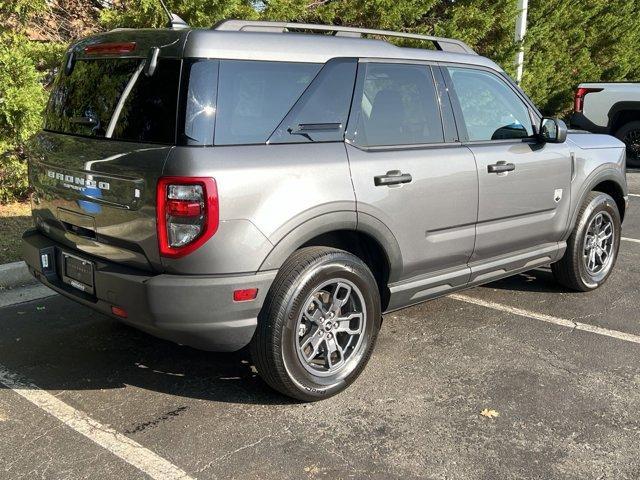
xmin=449 ymin=293 xmax=640 ymax=345
xmin=628 ymin=193 xmax=640 ymax=197
xmin=0 ymin=364 xmax=194 ymax=480
xmin=622 ymin=237 xmax=640 ymax=244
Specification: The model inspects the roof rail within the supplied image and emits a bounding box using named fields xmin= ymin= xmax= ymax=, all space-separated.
xmin=212 ymin=20 xmax=476 ymax=55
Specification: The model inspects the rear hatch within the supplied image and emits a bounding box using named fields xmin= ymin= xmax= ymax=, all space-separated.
xmin=30 ymin=30 xmax=188 ymax=271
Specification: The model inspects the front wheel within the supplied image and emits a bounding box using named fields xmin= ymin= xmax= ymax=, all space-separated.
xmin=552 ymin=191 xmax=621 ymax=291
xmin=251 ymin=247 xmax=381 ymax=401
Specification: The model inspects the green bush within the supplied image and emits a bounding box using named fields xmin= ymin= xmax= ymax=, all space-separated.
xmin=0 ymin=33 xmax=49 ymax=202
xmin=0 ymin=152 xmax=29 ymax=203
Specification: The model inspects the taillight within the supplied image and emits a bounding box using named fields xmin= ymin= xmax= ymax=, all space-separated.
xmin=156 ymin=177 xmax=219 ymax=258
xmin=574 ymin=87 xmax=603 ymax=113
xmin=84 ymin=42 xmax=136 ymax=55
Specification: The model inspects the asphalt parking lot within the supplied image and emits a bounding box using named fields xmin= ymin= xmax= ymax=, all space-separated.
xmin=1 ymin=170 xmax=640 ymax=480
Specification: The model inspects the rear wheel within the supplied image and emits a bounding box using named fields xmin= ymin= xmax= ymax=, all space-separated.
xmin=552 ymin=191 xmax=621 ymax=291
xmin=615 ymin=120 xmax=640 ymax=167
xmin=251 ymin=247 xmax=381 ymax=401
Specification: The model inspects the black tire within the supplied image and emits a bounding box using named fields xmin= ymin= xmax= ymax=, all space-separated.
xmin=552 ymin=191 xmax=621 ymax=291
xmin=251 ymin=247 xmax=381 ymax=402
xmin=614 ymin=120 xmax=640 ymax=168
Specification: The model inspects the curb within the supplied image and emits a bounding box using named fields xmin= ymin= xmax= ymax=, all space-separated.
xmin=0 ymin=261 xmax=36 ymax=289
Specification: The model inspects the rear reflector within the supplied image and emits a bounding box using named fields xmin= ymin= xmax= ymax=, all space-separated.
xmin=84 ymin=42 xmax=137 ymax=55
xmin=166 ymin=199 xmax=202 ymax=217
xmin=233 ymin=289 xmax=258 ymax=302
xmin=111 ymin=306 xmax=128 ymax=318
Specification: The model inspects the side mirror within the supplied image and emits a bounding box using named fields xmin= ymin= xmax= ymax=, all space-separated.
xmin=539 ymin=117 xmax=567 ymax=143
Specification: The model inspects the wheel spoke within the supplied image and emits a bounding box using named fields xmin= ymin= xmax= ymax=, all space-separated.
xmin=335 ymin=313 xmax=364 ymax=335
xmin=301 ymin=332 xmax=324 ymax=363
xmin=324 ymin=336 xmax=344 ymax=369
xmin=303 ymin=298 xmax=326 ymax=325
xmin=599 ymin=231 xmax=612 ymax=242
xmin=594 ymin=214 xmax=603 ymax=232
xmin=329 ymin=282 xmax=352 ymax=313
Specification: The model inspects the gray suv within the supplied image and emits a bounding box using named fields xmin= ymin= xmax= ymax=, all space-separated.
xmin=22 ymin=20 xmax=628 ymax=401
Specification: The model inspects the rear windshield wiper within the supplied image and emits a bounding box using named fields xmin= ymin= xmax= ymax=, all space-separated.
xmin=70 ymin=116 xmax=98 ymax=127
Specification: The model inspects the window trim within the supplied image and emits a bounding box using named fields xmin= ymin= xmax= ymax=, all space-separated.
xmin=439 ymin=63 xmax=542 ymax=145
xmin=345 ymin=59 xmax=449 ymax=150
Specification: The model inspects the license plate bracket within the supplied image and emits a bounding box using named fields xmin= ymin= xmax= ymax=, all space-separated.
xmin=62 ymin=253 xmax=95 ymax=295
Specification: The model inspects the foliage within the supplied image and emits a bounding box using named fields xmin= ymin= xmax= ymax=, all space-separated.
xmin=2 ymin=0 xmax=640 ymax=203
xmin=522 ymin=0 xmax=640 ymax=115
xmin=0 ymin=32 xmax=49 ymax=202
xmin=99 ymin=0 xmax=259 ymax=29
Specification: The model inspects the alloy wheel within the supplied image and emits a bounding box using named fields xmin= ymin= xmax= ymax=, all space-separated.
xmin=295 ymin=279 xmax=367 ymax=378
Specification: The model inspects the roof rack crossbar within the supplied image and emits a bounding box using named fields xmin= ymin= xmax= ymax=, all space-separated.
xmin=212 ymin=20 xmax=476 ymax=55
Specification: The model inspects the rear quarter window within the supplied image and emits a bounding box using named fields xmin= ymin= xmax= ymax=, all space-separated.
xmin=214 ymin=60 xmax=321 ymax=145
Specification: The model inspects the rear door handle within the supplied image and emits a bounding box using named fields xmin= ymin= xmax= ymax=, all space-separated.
xmin=487 ymin=161 xmax=515 ymax=174
xmin=374 ymin=170 xmax=413 ymax=186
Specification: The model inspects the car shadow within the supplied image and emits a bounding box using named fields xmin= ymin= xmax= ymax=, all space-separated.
xmin=0 ymin=267 xmax=570 ymax=405
xmin=481 ymin=267 xmax=570 ymax=294
xmin=0 ymin=296 xmax=298 ymax=406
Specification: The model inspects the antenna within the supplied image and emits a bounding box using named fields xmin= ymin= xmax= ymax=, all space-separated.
xmin=158 ymin=0 xmax=172 ymax=22
xmin=157 ymin=0 xmax=189 ymax=29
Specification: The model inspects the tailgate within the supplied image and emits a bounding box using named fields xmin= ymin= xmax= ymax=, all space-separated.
xmin=30 ymin=132 xmax=171 ymax=271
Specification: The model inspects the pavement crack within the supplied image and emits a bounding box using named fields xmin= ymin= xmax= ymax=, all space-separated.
xmin=194 ymin=431 xmax=281 ymax=474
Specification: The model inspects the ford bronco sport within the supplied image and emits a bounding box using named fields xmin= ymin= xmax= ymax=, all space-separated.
xmin=23 ymin=20 xmax=628 ymax=401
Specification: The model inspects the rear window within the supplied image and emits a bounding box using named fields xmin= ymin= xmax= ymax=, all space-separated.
xmin=44 ymin=58 xmax=180 ymax=144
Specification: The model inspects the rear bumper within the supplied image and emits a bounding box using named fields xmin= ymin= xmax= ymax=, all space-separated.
xmin=22 ymin=229 xmax=276 ymax=352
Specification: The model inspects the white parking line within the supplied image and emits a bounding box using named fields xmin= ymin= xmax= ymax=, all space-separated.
xmin=0 ymin=364 xmax=194 ymax=480
xmin=628 ymin=193 xmax=640 ymax=197
xmin=622 ymin=237 xmax=640 ymax=244
xmin=449 ymin=294 xmax=640 ymax=345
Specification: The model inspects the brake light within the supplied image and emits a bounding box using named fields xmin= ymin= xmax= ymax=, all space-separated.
xmin=156 ymin=177 xmax=219 ymax=258
xmin=574 ymin=87 xmax=603 ymax=113
xmin=84 ymin=42 xmax=136 ymax=55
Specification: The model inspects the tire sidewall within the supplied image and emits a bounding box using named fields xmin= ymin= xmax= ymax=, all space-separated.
xmin=573 ymin=193 xmax=621 ymax=290
xmin=278 ymin=256 xmax=381 ymax=400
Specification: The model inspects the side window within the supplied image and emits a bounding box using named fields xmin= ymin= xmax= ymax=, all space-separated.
xmin=446 ymin=67 xmax=534 ymax=141
xmin=215 ymin=60 xmax=321 ymax=145
xmin=351 ymin=63 xmax=444 ymax=147
xmin=268 ymin=58 xmax=357 ymax=144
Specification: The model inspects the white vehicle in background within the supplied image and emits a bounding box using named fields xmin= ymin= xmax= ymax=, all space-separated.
xmin=571 ymin=82 xmax=640 ymax=166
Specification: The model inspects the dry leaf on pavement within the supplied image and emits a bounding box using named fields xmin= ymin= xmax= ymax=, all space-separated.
xmin=480 ymin=408 xmax=500 ymax=419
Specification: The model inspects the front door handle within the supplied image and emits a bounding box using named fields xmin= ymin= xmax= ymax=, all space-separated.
xmin=374 ymin=170 xmax=413 ymax=186
xmin=487 ymin=161 xmax=515 ymax=174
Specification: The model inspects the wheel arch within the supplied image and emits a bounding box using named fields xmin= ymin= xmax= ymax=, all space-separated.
xmin=607 ymin=101 xmax=640 ymax=134
xmin=567 ymin=169 xmax=627 ymax=239
xmin=258 ymin=212 xmax=403 ymax=312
